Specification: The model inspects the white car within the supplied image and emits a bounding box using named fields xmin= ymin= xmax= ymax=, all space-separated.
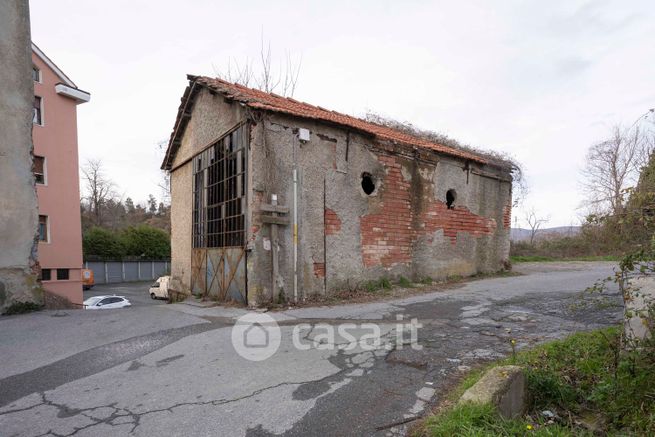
xmin=83 ymin=295 xmax=131 ymax=310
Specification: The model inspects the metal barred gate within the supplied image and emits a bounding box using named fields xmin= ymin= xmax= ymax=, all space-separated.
xmin=190 ymin=124 xmax=248 ymax=303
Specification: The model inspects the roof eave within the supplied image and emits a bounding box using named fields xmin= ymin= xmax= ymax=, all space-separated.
xmin=161 ymin=77 xmax=200 ymax=170
xmin=54 ymin=84 xmax=91 ymax=103
xmin=31 ymin=42 xmax=77 ymax=88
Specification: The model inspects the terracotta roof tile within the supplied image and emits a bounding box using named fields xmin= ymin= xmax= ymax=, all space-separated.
xmin=162 ymin=75 xmax=489 ymax=169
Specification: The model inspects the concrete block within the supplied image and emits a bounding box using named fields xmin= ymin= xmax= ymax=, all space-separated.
xmin=459 ymin=365 xmax=526 ymax=419
xmin=624 ymin=276 xmax=654 ymax=344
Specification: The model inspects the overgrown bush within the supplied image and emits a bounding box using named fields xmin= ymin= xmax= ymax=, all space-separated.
xmin=121 ymin=225 xmax=170 ymax=258
xmin=83 ymin=224 xmax=170 ymax=260
xmin=519 ymin=328 xmax=655 ymax=434
xmin=422 ymin=328 xmax=655 ymax=435
xmin=83 ymin=226 xmax=126 ymax=259
xmin=2 ymin=301 xmax=43 ymax=315
xmin=515 ymin=152 xmax=655 ymax=262
xmin=397 ymin=276 xmax=414 ymax=288
xmin=363 ymin=277 xmax=392 ymax=292
xmin=510 ymin=224 xmax=626 ymax=261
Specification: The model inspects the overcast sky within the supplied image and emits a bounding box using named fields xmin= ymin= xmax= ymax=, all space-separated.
xmin=29 ymin=0 xmax=654 ymax=227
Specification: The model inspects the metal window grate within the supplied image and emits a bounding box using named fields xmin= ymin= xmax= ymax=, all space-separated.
xmin=192 ymin=124 xmax=248 ymax=248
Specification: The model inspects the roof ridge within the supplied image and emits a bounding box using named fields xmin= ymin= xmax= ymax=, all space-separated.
xmin=162 ymin=75 xmax=493 ymax=169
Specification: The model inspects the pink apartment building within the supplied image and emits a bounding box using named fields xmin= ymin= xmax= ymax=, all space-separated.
xmin=32 ymin=43 xmax=90 ymax=306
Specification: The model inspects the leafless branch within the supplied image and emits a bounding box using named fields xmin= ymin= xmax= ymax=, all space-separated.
xmin=581 ymin=124 xmax=650 ymax=216
xmin=214 ymin=32 xmax=302 ymax=97
xmin=524 ymin=207 xmax=550 ymax=245
xmin=81 ymin=159 xmax=117 ymax=226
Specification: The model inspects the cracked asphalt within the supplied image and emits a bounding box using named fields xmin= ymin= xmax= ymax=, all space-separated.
xmin=0 ymin=262 xmax=623 ymax=436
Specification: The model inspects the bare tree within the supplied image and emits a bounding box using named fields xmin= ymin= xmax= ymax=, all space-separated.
xmin=581 ymin=125 xmax=651 ymax=216
xmin=222 ymin=57 xmax=254 ymax=88
xmin=215 ymin=32 xmax=301 ymax=97
xmin=147 ymin=194 xmax=157 ymax=215
xmin=525 ymin=207 xmax=550 ymax=245
xmin=81 ymin=159 xmax=116 ymax=226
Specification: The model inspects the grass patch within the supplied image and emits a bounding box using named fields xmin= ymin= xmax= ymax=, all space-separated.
xmin=511 ymin=255 xmax=620 ymax=263
xmin=471 ymin=270 xmax=521 ymax=280
xmin=2 ymin=301 xmax=43 ymax=315
xmin=397 ymin=276 xmax=414 ymax=288
xmin=420 ymin=327 xmax=655 ymax=436
xmin=363 ymin=277 xmax=393 ymax=293
xmin=294 ymin=270 xmax=520 ymax=309
xmin=423 ymin=402 xmax=574 ymax=436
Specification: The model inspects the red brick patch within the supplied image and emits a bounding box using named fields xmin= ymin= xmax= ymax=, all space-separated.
xmin=419 ymin=202 xmax=496 ymax=244
xmin=313 ymin=262 xmax=325 ymax=278
xmin=503 ymin=203 xmax=512 ymax=229
xmin=360 ymin=154 xmax=497 ymax=268
xmin=325 ymin=208 xmax=342 ymax=235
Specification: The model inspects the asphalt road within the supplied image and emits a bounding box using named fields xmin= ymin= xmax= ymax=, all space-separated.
xmin=84 ymin=281 xmax=167 ymax=307
xmin=0 ymin=262 xmax=623 ymax=436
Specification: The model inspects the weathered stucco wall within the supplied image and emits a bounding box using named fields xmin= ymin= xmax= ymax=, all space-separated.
xmin=169 ymin=89 xmax=247 ymax=293
xmin=170 ymin=162 xmax=192 ymax=292
xmin=0 ymin=0 xmax=41 ymax=310
xmin=169 ymin=91 xmax=511 ymax=305
xmin=247 ymin=112 xmax=512 ymax=303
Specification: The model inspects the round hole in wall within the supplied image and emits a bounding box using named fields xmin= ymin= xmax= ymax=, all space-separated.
xmin=446 ymin=189 xmax=456 ymax=209
xmin=361 ymin=173 xmax=375 ymax=195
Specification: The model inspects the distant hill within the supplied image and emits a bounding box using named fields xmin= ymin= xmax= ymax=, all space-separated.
xmin=511 ymin=226 xmax=581 ymax=242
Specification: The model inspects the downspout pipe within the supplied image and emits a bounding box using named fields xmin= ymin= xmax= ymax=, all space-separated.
xmin=293 ymin=168 xmax=298 ymax=303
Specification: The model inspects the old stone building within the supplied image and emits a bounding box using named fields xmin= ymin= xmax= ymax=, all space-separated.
xmin=162 ymin=76 xmax=513 ymax=306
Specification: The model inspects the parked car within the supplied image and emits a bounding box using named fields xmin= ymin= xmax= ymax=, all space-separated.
xmin=149 ymin=276 xmax=170 ymax=300
xmin=83 ymin=295 xmax=131 ymax=310
xmin=82 ymin=268 xmax=94 ymax=290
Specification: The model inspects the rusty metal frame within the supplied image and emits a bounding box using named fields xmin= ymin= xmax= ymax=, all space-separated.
xmin=191 ymin=123 xmax=249 ymax=303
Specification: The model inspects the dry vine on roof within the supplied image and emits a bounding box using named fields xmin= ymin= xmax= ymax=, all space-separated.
xmin=365 ymin=112 xmax=527 ymax=206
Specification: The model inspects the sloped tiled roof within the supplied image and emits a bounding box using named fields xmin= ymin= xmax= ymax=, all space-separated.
xmin=162 ymin=75 xmax=489 ymax=169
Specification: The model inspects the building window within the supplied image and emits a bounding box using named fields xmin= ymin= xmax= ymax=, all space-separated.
xmin=192 ymin=124 xmax=248 ymax=248
xmin=446 ymin=189 xmax=457 ymax=209
xmin=32 ymin=66 xmax=41 ymax=83
xmin=57 ymin=269 xmax=69 ymax=280
xmin=41 ymin=269 xmax=51 ymax=281
xmin=361 ymin=172 xmax=376 ymax=195
xmin=33 ymin=96 xmax=43 ymax=125
xmin=38 ymin=215 xmax=49 ymax=242
xmin=33 ymin=156 xmax=46 ymax=184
